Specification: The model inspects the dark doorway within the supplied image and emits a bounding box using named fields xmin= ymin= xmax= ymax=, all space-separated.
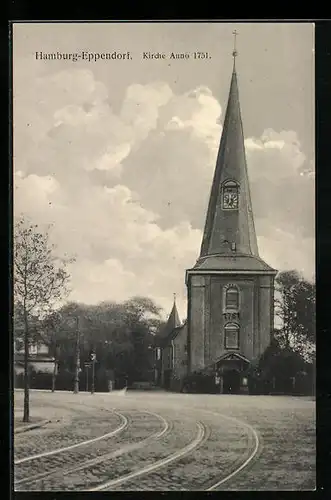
xmin=223 ymin=369 xmax=241 ymax=394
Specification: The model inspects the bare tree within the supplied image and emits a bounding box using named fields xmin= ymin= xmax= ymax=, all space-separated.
xmin=14 ymin=216 xmax=74 ymax=422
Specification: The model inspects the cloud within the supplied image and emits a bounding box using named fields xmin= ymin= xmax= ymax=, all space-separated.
xmin=69 ymin=258 xmax=137 ymax=305
xmin=14 ymin=168 xmax=200 ymax=319
xmin=164 ymin=85 xmax=222 ymax=148
xmin=14 ymin=67 xmax=314 ymax=319
xmin=258 ymin=230 xmax=315 ymax=282
xmin=120 ymin=82 xmax=173 ymax=143
xmin=14 ymin=172 xmax=63 ymax=222
xmin=245 ymin=129 xmax=314 ymax=241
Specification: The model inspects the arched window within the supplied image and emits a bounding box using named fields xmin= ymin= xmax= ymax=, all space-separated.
xmin=225 ymin=285 xmax=239 ymax=310
xmin=222 ymin=180 xmax=239 ymax=210
xmin=224 ymin=322 xmax=240 ymax=350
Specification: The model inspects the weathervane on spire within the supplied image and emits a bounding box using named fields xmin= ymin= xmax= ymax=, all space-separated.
xmin=232 ymin=30 xmax=238 ymax=65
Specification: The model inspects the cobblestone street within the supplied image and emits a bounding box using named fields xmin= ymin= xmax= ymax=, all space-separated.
xmin=13 ymin=390 xmax=315 ymax=491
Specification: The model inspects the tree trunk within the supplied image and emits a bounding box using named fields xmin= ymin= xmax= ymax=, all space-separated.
xmin=23 ymin=312 xmax=29 ymax=422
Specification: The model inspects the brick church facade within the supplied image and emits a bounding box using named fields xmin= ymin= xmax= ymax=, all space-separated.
xmin=158 ymin=52 xmax=277 ymax=394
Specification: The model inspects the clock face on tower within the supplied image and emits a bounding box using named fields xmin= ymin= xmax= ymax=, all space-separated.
xmin=223 ymin=191 xmax=238 ymax=209
xmin=222 ymin=180 xmax=240 ymax=210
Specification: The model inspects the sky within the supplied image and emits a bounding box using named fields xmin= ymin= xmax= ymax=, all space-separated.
xmin=13 ymin=22 xmax=315 ymax=320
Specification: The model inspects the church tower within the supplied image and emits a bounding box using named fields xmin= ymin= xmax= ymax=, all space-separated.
xmin=185 ymin=35 xmax=277 ymax=393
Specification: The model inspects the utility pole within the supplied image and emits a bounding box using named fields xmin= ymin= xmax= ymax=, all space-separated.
xmin=91 ymin=351 xmax=96 ymax=394
xmin=73 ymin=316 xmax=80 ymax=394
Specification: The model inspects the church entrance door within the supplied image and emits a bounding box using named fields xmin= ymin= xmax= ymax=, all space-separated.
xmin=223 ymin=369 xmax=241 ymax=394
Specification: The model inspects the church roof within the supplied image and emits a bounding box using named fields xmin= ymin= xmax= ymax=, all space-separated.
xmin=199 ymin=59 xmax=259 ymax=260
xmin=166 ymin=300 xmax=181 ymax=331
xmin=157 ymin=297 xmax=181 ymax=344
xmin=192 ymin=254 xmax=277 ymax=273
xmin=215 ymin=351 xmax=251 ymax=363
xmin=168 ymin=322 xmax=187 ymax=341
xmin=159 ymin=321 xmax=187 ymax=347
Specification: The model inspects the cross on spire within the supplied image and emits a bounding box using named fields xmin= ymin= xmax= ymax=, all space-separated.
xmin=173 ymin=292 xmax=176 ymax=304
xmin=232 ymin=30 xmax=238 ymax=65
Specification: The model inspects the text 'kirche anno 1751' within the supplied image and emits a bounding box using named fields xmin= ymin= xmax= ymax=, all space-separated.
xmin=142 ymin=52 xmax=211 ymax=60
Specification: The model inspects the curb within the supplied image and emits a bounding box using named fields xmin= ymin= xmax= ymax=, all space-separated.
xmin=14 ymin=419 xmax=50 ymax=434
xmin=14 ymin=388 xmax=127 ymax=395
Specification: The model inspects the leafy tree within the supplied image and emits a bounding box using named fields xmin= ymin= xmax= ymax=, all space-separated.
xmin=251 ymin=270 xmax=316 ymax=395
xmin=122 ymin=296 xmax=163 ymax=383
xmin=274 ymin=270 xmax=315 ymax=362
xmin=291 ymin=278 xmax=316 ymax=343
xmin=14 ymin=216 xmax=74 ymax=421
xmin=40 ymin=308 xmax=74 ymax=391
xmin=255 ymin=333 xmax=313 ymax=395
xmin=40 ymin=302 xmax=93 ymax=393
xmin=41 ymin=296 xmax=163 ymax=390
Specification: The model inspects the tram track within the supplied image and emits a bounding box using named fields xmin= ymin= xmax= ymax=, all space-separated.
xmin=14 ymin=410 xmax=173 ymax=490
xmin=15 ymin=411 xmax=128 ymax=465
xmin=106 ymin=408 xmax=260 ymax=491
xmin=87 ymin=420 xmax=208 ymax=492
xmin=14 ymin=401 xmax=127 ymax=460
xmin=14 ymin=392 xmax=314 ymax=491
xmin=14 ymin=397 xmax=261 ymax=492
xmin=14 ymin=399 xmax=116 ymax=439
xmin=15 ymin=406 xmax=260 ymax=492
xmin=203 ymin=410 xmax=260 ymax=491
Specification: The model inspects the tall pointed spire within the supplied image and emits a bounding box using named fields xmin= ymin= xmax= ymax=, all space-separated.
xmin=199 ymin=38 xmax=259 ymax=261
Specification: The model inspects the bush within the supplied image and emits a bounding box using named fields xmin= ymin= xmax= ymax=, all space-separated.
xmin=55 ymin=370 xmax=75 ymax=391
xmin=14 ymin=371 xmax=53 ymax=390
xmin=14 ymin=373 xmax=24 ymax=389
xmin=256 ymin=342 xmax=315 ymax=396
xmin=30 ymin=371 xmax=53 ymax=390
xmin=169 ymin=376 xmax=182 ymax=392
xmin=114 ymin=374 xmax=128 ymax=390
xmin=181 ymin=371 xmax=217 ymax=394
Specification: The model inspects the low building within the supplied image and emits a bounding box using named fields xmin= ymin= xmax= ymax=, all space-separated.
xmin=156 ymin=298 xmax=188 ymax=391
xmin=14 ymin=340 xmax=57 ymax=384
xmin=168 ymin=322 xmax=188 ymax=391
